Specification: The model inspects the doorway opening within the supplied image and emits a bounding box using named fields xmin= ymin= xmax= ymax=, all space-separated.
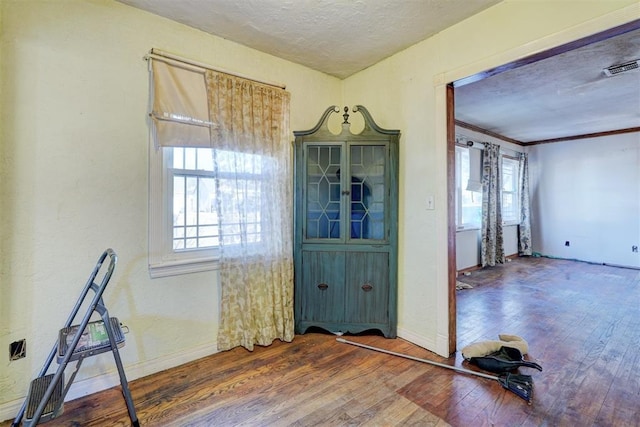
xmin=446 ymin=18 xmax=640 ymax=355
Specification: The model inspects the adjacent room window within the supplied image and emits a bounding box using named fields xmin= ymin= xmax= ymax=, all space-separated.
xmin=501 ymin=155 xmax=520 ymax=224
xmin=455 ymin=146 xmax=482 ymax=229
xmin=456 ymin=144 xmax=522 ymax=230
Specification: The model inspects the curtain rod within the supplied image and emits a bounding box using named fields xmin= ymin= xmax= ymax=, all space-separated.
xmin=145 ymin=48 xmax=287 ymax=90
xmin=455 ymin=137 xmax=523 ymax=156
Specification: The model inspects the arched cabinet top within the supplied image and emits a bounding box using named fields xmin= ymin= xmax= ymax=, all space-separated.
xmin=294 ymin=105 xmax=400 ymax=139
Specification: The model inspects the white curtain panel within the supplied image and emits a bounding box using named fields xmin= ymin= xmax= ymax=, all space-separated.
xmin=518 ymin=152 xmax=533 ymax=256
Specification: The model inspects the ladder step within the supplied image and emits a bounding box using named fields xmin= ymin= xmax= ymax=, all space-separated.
xmin=25 ymin=374 xmax=65 ymax=423
xmin=58 ymin=317 xmax=125 ymax=362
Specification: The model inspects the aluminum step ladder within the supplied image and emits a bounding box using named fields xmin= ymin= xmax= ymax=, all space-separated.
xmin=12 ymin=249 xmax=139 ymax=427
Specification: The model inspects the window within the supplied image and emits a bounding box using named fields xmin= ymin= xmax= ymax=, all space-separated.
xmin=455 ymin=146 xmax=482 ymax=229
xmin=148 ymin=56 xmax=220 ymax=277
xmin=212 ymin=149 xmax=266 ymax=247
xmin=148 ymin=56 xmax=284 ymax=277
xmin=170 ymin=147 xmax=218 ymax=250
xmin=149 ymin=146 xmax=267 ymax=277
xmin=149 ymin=146 xmax=217 ymax=277
xmin=455 ymin=144 xmax=522 ymax=230
xmin=502 ymin=156 xmax=520 ymax=224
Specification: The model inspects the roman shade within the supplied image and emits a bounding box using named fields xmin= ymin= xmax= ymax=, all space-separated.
xmin=149 ymin=58 xmax=214 ymax=148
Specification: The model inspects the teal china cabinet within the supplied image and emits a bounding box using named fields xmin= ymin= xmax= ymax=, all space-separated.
xmin=293 ymin=106 xmax=400 ymax=338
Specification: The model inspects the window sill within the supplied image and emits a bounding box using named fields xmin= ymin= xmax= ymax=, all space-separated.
xmin=149 ymin=257 xmax=219 ymax=278
xmin=456 ymin=226 xmax=481 ymax=232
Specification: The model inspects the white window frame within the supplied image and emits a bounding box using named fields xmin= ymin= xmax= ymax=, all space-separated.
xmin=455 ymin=146 xmax=482 ymax=230
xmin=501 ymin=155 xmax=520 ymax=226
xmin=149 ymin=145 xmax=219 ymax=278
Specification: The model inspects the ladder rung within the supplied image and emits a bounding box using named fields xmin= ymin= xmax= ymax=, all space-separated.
xmin=25 ymin=373 xmax=65 ymax=423
xmin=57 ymin=317 xmax=125 ymax=362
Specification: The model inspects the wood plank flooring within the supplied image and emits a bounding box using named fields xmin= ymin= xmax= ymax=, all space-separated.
xmin=455 ymin=256 xmax=640 ymax=426
xmin=3 ymin=257 xmax=639 ymax=426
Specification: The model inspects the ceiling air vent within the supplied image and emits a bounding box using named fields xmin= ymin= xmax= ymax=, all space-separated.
xmin=603 ymin=59 xmax=640 ymax=77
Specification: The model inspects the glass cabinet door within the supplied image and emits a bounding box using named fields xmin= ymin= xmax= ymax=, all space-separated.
xmin=305 ymin=144 xmax=342 ymax=239
xmin=305 ymin=143 xmax=387 ymax=241
xmin=349 ymin=144 xmax=386 ymax=241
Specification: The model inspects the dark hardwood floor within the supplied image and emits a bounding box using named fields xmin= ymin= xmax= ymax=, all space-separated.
xmin=4 ymin=257 xmax=639 ymax=426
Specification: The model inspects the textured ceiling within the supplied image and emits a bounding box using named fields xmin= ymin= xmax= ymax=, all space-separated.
xmin=455 ymin=28 xmax=640 ymax=143
xmin=119 ymin=0 xmax=640 ymax=143
xmin=118 ymin=0 xmax=501 ymax=79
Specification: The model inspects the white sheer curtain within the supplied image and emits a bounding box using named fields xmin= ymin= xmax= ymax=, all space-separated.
xmin=518 ymin=152 xmax=533 ymax=256
xmin=206 ymin=70 xmax=294 ymax=351
xmin=480 ymin=142 xmax=505 ymax=267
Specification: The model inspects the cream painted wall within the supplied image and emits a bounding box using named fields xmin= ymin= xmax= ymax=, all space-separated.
xmin=0 ymin=0 xmax=340 ymax=416
xmin=2 ymin=0 xmax=639 ymax=419
xmin=529 ymin=132 xmax=640 ymax=268
xmin=342 ymin=0 xmax=639 ymax=356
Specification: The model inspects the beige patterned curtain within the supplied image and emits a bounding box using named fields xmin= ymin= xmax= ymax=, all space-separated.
xmin=206 ymin=70 xmax=294 ymax=351
xmin=480 ymin=142 xmax=505 ymax=267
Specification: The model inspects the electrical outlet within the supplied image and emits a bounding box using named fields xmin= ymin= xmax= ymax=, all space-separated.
xmin=10 ymin=339 xmax=26 ymax=361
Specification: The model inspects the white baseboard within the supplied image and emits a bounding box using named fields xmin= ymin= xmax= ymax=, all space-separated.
xmin=397 ymin=327 xmax=437 ymax=353
xmin=397 ymin=327 xmax=452 ymax=358
xmin=435 ymin=333 xmax=452 ymax=357
xmin=0 ymin=342 xmax=219 ymax=423
xmin=0 ymin=399 xmax=23 ymax=425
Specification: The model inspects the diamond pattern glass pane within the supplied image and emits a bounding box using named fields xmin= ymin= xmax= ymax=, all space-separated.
xmin=350 ymin=145 xmax=386 ymax=239
xmin=306 ymin=145 xmax=341 ymax=239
